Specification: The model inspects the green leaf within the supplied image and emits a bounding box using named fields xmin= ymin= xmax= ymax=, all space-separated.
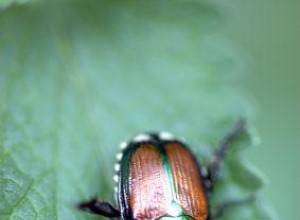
xmin=228 ymin=157 xmax=265 ymax=191
xmin=221 ymin=198 xmax=277 ymax=220
xmin=0 ymin=0 xmax=31 ymax=10
xmin=0 ymin=1 xmax=273 ymax=219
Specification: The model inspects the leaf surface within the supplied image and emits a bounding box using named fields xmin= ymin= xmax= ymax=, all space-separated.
xmin=0 ymin=1 xmax=272 ymax=219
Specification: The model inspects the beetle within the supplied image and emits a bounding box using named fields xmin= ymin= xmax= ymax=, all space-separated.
xmin=78 ymin=120 xmax=252 ymax=219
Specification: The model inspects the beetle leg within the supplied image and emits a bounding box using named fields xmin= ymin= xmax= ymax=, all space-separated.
xmin=206 ymin=119 xmax=246 ymax=189
xmin=210 ymin=196 xmax=255 ymax=219
xmin=78 ymin=198 xmax=120 ymax=218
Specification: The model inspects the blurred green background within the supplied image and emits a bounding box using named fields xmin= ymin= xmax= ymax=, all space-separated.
xmin=220 ymin=0 xmax=300 ymax=219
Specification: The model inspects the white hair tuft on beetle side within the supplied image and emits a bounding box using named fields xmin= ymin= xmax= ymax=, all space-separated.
xmin=116 ymin=153 xmax=123 ymax=161
xmin=133 ymin=134 xmax=151 ymax=142
xmin=119 ymin=141 xmax=128 ymax=150
xmin=159 ymin=131 xmax=176 ymax=141
xmin=113 ymin=175 xmax=119 ymax=183
xmin=114 ymin=163 xmax=120 ymax=172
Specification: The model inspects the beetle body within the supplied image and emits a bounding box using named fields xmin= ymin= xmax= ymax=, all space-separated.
xmin=79 ymin=120 xmax=248 ymax=220
xmin=115 ymin=133 xmax=209 ymax=220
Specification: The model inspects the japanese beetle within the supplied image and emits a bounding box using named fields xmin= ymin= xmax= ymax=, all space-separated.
xmin=79 ymin=120 xmax=251 ymax=219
